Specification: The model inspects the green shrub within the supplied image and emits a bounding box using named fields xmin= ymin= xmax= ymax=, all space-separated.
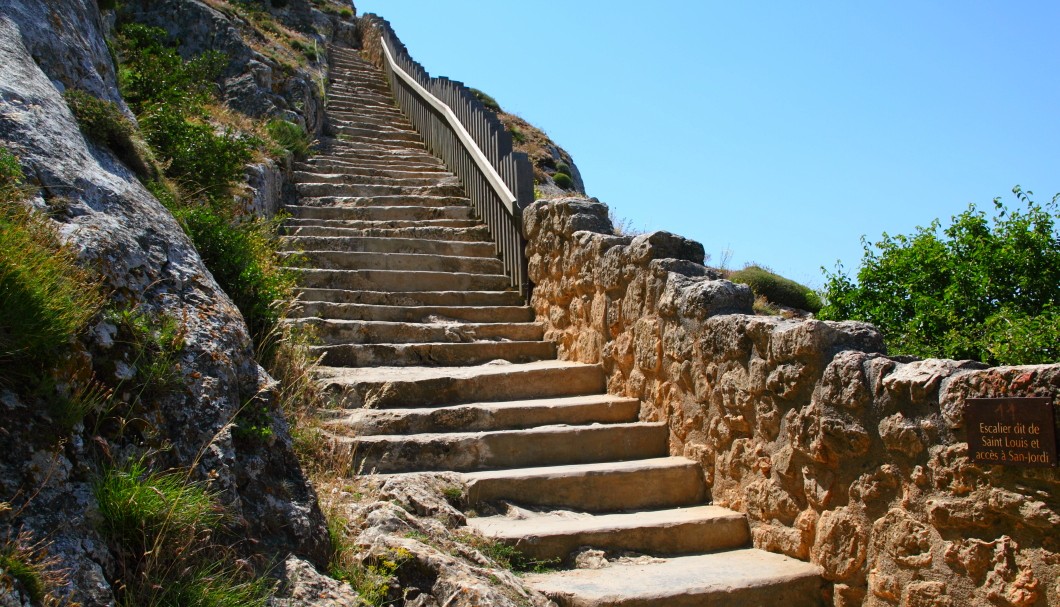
xmin=730 ymin=265 xmax=822 ymax=313
xmin=64 ymin=89 xmax=156 ymax=178
xmin=174 ymin=205 xmax=295 ymax=343
xmin=469 ymin=87 xmax=501 ymax=113
xmin=552 ymin=172 xmax=573 ymax=190
xmin=140 ymin=108 xmax=252 ymax=198
xmin=555 ymin=161 xmax=571 ymax=175
xmin=0 ymin=204 xmax=103 ymax=381
xmin=117 ymin=24 xmax=226 ymax=111
xmin=339 ymin=7 xmax=353 ymax=18
xmin=266 ymin=119 xmax=311 ymax=159
xmin=819 ymin=187 xmax=1060 ymax=365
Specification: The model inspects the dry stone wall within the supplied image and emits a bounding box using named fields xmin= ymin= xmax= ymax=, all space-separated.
xmin=524 ymin=198 xmax=1060 ymax=607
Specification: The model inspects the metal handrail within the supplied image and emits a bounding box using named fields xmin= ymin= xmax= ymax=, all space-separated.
xmin=357 ymin=14 xmax=533 ymax=298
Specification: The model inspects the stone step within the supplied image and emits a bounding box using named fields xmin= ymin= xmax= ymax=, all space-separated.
xmin=336 ymin=421 xmax=668 ymax=474
xmin=327 ymin=118 xmax=415 ymax=134
xmin=525 ymin=549 xmax=824 ymax=607
xmin=332 ymin=131 xmax=427 ymax=149
xmin=291 ymin=171 xmax=458 ymax=188
xmin=282 ymin=236 xmax=495 ymax=258
xmin=295 ymin=182 xmax=464 ymax=200
xmin=285 ymin=224 xmax=492 ymax=242
xmin=331 ymin=125 xmax=421 ymax=143
xmin=285 ymin=218 xmax=481 ymax=231
xmin=288 ymin=268 xmax=511 ymax=292
xmin=289 ymin=318 xmax=543 ymax=345
xmin=295 ymin=160 xmax=448 ymax=178
xmin=467 ymin=505 xmax=751 ymax=561
xmin=284 ymin=204 xmax=472 ymax=222
xmin=290 ymin=300 xmax=533 ymax=323
xmin=321 ymin=394 xmax=640 ymax=435
xmin=313 ymin=147 xmax=444 ymax=167
xmin=315 ymin=360 xmax=606 ymax=408
xmin=285 ymin=250 xmax=503 ymax=274
xmin=463 ymin=457 xmax=706 ymax=512
xmin=307 ymin=156 xmax=445 ymax=174
xmin=326 ymin=102 xmax=404 ymax=117
xmin=295 ymin=195 xmax=469 ymax=208
xmin=312 ymin=340 xmax=556 ymax=367
xmin=292 ymin=288 xmax=524 ymax=307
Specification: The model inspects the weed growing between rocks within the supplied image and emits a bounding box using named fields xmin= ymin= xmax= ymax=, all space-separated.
xmin=0 ymin=527 xmax=67 ymax=606
xmin=94 ymin=459 xmax=272 ymax=607
xmin=267 ymin=119 xmax=312 ymax=160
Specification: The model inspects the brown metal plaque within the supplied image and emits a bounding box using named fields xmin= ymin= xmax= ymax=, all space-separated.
xmin=965 ymin=398 xmax=1057 ymax=467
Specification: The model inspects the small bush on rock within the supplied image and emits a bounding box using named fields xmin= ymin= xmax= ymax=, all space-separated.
xmin=64 ymin=89 xmax=156 ymax=178
xmin=552 ymin=172 xmax=573 ymax=190
xmin=730 ymin=265 xmax=822 ymax=313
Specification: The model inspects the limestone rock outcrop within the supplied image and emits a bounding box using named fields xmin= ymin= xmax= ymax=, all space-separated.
xmin=0 ymin=0 xmax=358 ymax=602
xmin=525 ymin=197 xmax=1060 ymax=606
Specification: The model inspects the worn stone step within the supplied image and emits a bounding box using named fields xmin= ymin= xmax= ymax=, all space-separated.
xmin=291 ymin=171 xmax=457 ymax=188
xmin=284 ymin=204 xmax=472 ymax=222
xmin=463 ymin=457 xmax=707 ymax=512
xmin=331 ymin=125 xmax=421 ymax=143
xmin=315 ymin=360 xmax=606 ymax=408
xmin=290 ymin=300 xmax=532 ymax=323
xmin=285 ymin=251 xmax=503 ymax=274
xmin=292 ymin=288 xmax=524 ymax=307
xmin=295 ymin=160 xmax=448 ymax=178
xmin=313 ymin=148 xmax=444 ymax=167
xmin=321 ymin=394 xmax=640 ymax=435
xmin=295 ymin=181 xmax=464 ymax=199
xmin=312 ymin=340 xmax=556 ymax=367
xmin=467 ymin=505 xmax=751 ymax=561
xmin=335 ymin=421 xmax=668 ymax=474
xmin=289 ymin=318 xmax=543 ymax=345
xmin=525 ymin=549 xmax=824 ymax=607
xmin=289 ymin=268 xmax=510 ymax=292
xmin=295 ymin=195 xmax=469 ymax=208
xmin=290 ymin=204 xmax=472 ymax=221
xmin=331 ymin=131 xmax=427 ymax=149
xmin=285 ymin=224 xmax=492 ymax=242
xmin=281 ymin=236 xmax=495 ymax=258
xmin=327 ymin=118 xmax=415 ymax=133
xmin=285 ymin=218 xmax=480 ymax=231
xmin=307 ymin=157 xmax=445 ymax=174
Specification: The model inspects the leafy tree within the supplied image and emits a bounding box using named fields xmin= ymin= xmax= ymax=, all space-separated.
xmin=819 ymin=186 xmax=1060 ymax=365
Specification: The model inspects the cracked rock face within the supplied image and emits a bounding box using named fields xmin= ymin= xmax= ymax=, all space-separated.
xmin=525 ymin=197 xmax=1060 ymax=606
xmin=0 ymin=1 xmax=333 ymax=603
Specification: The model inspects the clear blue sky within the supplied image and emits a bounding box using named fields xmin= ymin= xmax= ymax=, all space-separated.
xmin=353 ymin=1 xmax=1060 ymax=288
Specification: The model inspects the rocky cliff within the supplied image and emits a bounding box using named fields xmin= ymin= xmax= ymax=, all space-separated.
xmin=0 ymin=0 xmax=356 ymax=603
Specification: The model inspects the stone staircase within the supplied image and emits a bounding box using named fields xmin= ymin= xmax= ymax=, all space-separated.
xmin=282 ymin=45 xmax=823 ymax=606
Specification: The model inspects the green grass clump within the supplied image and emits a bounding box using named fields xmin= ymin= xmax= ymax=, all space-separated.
xmin=95 ymin=460 xmax=222 ymax=552
xmin=94 ymin=460 xmax=272 ymax=607
xmin=266 ymin=119 xmax=311 ymax=159
xmin=0 ymin=147 xmax=25 ymax=203
xmin=63 ymin=89 xmax=156 ymax=179
xmin=0 ymin=203 xmax=104 ymax=382
xmin=730 ymin=265 xmax=822 ymax=313
xmin=552 ymin=172 xmax=573 ymax=190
